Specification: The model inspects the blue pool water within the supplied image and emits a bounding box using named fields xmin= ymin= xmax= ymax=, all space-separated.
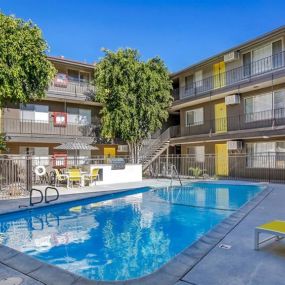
xmin=0 ymin=183 xmax=263 ymax=281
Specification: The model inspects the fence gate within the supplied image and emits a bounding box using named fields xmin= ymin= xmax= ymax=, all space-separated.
xmin=0 ymin=156 xmax=31 ymax=199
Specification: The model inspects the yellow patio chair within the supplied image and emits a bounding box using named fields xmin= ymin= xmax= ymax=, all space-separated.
xmin=84 ymin=168 xmax=100 ymax=185
xmin=54 ymin=169 xmax=69 ymax=187
xmin=68 ymin=168 xmax=83 ymax=187
xmin=255 ymin=220 xmax=285 ymax=250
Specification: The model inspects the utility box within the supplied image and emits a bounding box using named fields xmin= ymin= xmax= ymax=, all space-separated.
xmin=224 ymin=51 xmax=239 ymax=63
xmin=227 ymin=140 xmax=243 ymax=150
xmin=225 ymin=94 xmax=240 ymax=105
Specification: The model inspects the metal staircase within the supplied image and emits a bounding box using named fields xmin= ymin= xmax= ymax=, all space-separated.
xmin=140 ymin=127 xmax=172 ymax=171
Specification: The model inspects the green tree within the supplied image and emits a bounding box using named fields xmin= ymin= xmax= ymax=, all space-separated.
xmin=0 ymin=13 xmax=56 ymax=150
xmin=94 ymin=48 xmax=172 ymax=163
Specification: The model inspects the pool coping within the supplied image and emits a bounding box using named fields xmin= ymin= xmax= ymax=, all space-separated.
xmin=0 ymin=182 xmax=272 ymax=285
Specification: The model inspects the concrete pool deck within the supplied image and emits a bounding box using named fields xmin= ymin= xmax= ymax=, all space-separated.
xmin=0 ymin=180 xmax=284 ymax=285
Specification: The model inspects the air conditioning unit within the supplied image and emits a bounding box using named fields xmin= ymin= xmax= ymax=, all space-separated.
xmin=225 ymin=94 xmax=240 ymax=105
xmin=117 ymin=145 xmax=129 ymax=152
xmin=227 ymin=140 xmax=242 ymax=151
xmin=224 ymin=51 xmax=239 ymax=63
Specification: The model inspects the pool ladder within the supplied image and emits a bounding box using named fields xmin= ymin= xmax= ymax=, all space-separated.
xmin=170 ymin=164 xmax=182 ymax=187
xmin=29 ymin=187 xmax=59 ymax=206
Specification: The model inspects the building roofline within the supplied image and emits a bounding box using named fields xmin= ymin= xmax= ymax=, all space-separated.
xmin=47 ymin=56 xmax=95 ymax=69
xmin=171 ymin=25 xmax=285 ymax=78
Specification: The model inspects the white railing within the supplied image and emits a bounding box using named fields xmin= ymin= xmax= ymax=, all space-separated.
xmin=48 ymin=80 xmax=95 ymax=97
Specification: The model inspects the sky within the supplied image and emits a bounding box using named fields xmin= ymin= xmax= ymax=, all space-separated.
xmin=1 ymin=0 xmax=285 ymax=72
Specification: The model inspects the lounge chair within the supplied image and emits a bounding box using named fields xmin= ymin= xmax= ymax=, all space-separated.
xmin=68 ymin=168 xmax=83 ymax=187
xmin=255 ymin=220 xmax=285 ymax=250
xmin=54 ymin=169 xmax=69 ymax=187
xmin=84 ymin=168 xmax=100 ymax=185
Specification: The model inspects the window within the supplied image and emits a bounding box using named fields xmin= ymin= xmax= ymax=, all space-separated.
xmin=19 ymin=147 xmax=49 ymax=165
xmin=79 ymin=72 xmax=90 ymax=83
xmin=250 ymin=40 xmax=283 ymax=75
xmin=21 ymin=104 xmax=49 ymax=122
xmin=117 ymin=145 xmax=129 ymax=152
xmin=246 ymin=142 xmax=285 ymax=168
xmin=68 ymin=69 xmax=79 ymax=82
xmin=276 ymin=142 xmax=285 ymax=168
xmin=186 ymin=108 xmax=204 ymax=126
xmin=274 ymin=90 xmax=285 ymax=110
xmin=79 ymin=108 xmax=91 ymax=125
xmin=185 ymin=71 xmax=203 ymax=91
xmin=243 ymin=52 xmax=251 ymax=77
xmin=67 ymin=150 xmax=91 ymax=165
xmin=245 ymin=93 xmax=272 ymax=122
xmin=245 ymin=90 xmax=285 ymax=122
xmin=67 ymin=107 xmax=91 ymax=125
xmin=272 ymin=40 xmax=282 ymax=68
xmin=187 ymin=146 xmax=205 ymax=163
xmin=185 ymin=75 xmax=194 ymax=90
xmin=252 ymin=44 xmax=272 ymax=74
xmin=67 ymin=69 xmax=90 ymax=83
xmin=195 ymin=70 xmax=203 ymax=87
xmin=20 ymin=146 xmax=49 ymax=156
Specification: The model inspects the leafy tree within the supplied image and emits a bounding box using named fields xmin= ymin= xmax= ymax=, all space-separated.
xmin=94 ymin=48 xmax=173 ymax=163
xmin=0 ymin=13 xmax=56 ymax=150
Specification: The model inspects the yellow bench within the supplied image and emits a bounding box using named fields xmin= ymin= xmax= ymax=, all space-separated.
xmin=255 ymin=220 xmax=285 ymax=250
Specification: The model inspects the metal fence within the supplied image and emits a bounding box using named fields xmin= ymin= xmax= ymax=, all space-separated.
xmin=0 ymin=155 xmax=130 ymax=199
xmin=147 ymin=154 xmax=285 ymax=183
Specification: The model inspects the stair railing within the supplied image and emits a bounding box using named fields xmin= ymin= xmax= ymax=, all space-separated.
xmin=140 ymin=127 xmax=172 ymax=163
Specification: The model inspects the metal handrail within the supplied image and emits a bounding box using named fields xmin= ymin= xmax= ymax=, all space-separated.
xmin=49 ymin=79 xmax=95 ymax=95
xmin=29 ymin=186 xmax=59 ymax=206
xmin=170 ymin=164 xmax=182 ymax=187
xmin=177 ymin=51 xmax=285 ymax=100
xmin=45 ymin=186 xmax=59 ymax=204
xmin=176 ymin=107 xmax=285 ymax=138
xmin=2 ymin=118 xmax=98 ymax=137
xmin=140 ymin=127 xmax=171 ymax=163
xmin=29 ymin=188 xmax=44 ymax=206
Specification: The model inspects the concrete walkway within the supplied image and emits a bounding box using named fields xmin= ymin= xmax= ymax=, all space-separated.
xmin=181 ymin=184 xmax=285 ymax=285
xmin=0 ymin=181 xmax=284 ymax=285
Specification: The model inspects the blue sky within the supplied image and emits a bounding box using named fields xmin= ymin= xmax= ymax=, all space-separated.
xmin=1 ymin=0 xmax=285 ymax=72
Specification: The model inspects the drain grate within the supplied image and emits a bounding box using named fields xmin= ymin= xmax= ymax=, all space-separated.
xmin=219 ymin=243 xmax=232 ymax=249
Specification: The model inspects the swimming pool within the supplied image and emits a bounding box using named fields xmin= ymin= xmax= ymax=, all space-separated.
xmin=0 ymin=182 xmax=263 ymax=281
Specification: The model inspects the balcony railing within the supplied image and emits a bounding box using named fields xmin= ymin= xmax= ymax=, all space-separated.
xmin=177 ymin=51 xmax=285 ymax=100
xmin=2 ymin=118 xmax=97 ymax=137
xmin=171 ymin=108 xmax=285 ymax=138
xmin=172 ymin=88 xmax=180 ymax=101
xmin=48 ymin=79 xmax=95 ymax=98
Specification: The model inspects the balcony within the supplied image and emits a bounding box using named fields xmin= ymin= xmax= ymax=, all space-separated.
xmin=172 ymin=88 xmax=180 ymax=101
xmin=47 ymin=78 xmax=95 ymax=101
xmin=177 ymin=51 xmax=285 ymax=101
xmin=3 ymin=118 xmax=97 ymax=142
xmin=171 ymin=108 xmax=285 ymax=139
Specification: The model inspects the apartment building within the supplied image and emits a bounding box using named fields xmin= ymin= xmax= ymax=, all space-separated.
xmin=169 ymin=26 xmax=285 ymax=179
xmin=1 ymin=56 xmax=128 ymax=158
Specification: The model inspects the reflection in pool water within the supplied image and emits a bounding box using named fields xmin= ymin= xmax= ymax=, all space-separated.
xmin=0 ymin=183 xmax=262 ymax=281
